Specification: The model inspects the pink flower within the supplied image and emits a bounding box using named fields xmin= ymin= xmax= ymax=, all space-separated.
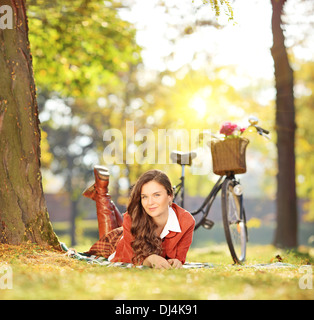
xmin=219 ymin=122 xmax=245 ymax=138
xmin=220 ymin=122 xmax=238 ymax=136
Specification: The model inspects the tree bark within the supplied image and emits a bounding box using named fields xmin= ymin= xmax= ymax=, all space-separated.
xmin=270 ymin=0 xmax=298 ymax=248
xmin=70 ymin=198 xmax=78 ymax=246
xmin=0 ymin=0 xmax=59 ymax=247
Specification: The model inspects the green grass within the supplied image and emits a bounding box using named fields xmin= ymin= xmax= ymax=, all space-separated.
xmin=0 ymin=242 xmax=313 ymax=300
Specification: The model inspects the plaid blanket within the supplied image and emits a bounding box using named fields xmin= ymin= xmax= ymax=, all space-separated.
xmin=60 ymin=243 xmax=215 ymax=269
xmin=61 ymin=243 xmax=300 ymax=270
xmin=84 ymin=227 xmax=123 ymax=258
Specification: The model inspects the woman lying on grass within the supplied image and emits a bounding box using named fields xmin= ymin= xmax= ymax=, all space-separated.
xmin=83 ymin=167 xmax=195 ymax=269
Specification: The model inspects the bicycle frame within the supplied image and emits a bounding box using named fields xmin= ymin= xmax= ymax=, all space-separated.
xmin=173 ymin=170 xmax=245 ymax=232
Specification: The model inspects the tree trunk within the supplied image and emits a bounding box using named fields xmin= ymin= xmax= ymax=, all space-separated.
xmin=270 ymin=0 xmax=298 ymax=248
xmin=0 ymin=0 xmax=59 ymax=247
xmin=70 ymin=199 xmax=78 ymax=247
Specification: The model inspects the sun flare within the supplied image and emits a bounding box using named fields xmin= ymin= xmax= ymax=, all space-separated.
xmin=189 ymin=96 xmax=207 ymax=118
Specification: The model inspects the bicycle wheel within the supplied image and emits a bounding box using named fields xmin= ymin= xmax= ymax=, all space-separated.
xmin=221 ymin=178 xmax=247 ymax=263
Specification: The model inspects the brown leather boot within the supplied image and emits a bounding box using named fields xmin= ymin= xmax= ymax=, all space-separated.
xmin=83 ymin=166 xmax=123 ymax=239
xmin=82 ymin=166 xmax=109 ymax=201
xmin=110 ymin=199 xmax=123 ymax=227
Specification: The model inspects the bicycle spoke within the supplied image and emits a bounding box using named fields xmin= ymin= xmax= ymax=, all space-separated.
xmin=222 ymin=179 xmax=247 ymax=264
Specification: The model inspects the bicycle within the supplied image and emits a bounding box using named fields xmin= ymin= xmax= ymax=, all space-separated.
xmin=170 ymin=116 xmax=270 ymax=264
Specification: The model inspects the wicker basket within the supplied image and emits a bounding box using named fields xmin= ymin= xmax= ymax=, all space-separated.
xmin=210 ymin=138 xmax=249 ymax=176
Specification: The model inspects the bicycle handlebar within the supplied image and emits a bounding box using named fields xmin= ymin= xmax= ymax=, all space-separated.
xmin=251 ymin=124 xmax=270 ymax=135
xmin=248 ymin=116 xmax=270 ymax=139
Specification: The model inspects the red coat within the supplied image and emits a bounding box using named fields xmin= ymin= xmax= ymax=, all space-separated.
xmin=111 ymin=203 xmax=195 ymax=264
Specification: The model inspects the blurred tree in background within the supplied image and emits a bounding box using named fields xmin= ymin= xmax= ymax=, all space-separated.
xmin=270 ymin=0 xmax=297 ymax=248
xmin=27 ymin=0 xmax=142 ymax=245
xmin=295 ymin=59 xmax=314 ymax=222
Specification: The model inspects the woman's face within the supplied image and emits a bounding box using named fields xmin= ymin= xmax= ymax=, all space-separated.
xmin=141 ymin=180 xmax=172 ymax=220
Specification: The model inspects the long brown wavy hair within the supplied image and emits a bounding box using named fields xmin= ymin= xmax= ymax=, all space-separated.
xmin=127 ymin=169 xmax=173 ymax=265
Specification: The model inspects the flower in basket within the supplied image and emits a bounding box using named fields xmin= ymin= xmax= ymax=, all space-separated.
xmin=219 ymin=121 xmax=246 ymax=139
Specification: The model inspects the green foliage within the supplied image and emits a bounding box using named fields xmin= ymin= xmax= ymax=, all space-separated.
xmin=27 ymin=0 xmax=141 ymax=98
xmin=206 ymin=0 xmax=234 ymax=21
xmin=192 ymin=0 xmax=234 ymax=22
xmin=25 ymin=0 xmax=143 ymax=218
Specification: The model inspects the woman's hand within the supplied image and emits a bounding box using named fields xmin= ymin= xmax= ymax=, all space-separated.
xmin=167 ymin=258 xmax=182 ymax=269
xmin=143 ymin=254 xmax=171 ymax=269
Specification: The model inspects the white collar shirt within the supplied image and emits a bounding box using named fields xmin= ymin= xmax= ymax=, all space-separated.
xmin=159 ymin=206 xmax=182 ymax=239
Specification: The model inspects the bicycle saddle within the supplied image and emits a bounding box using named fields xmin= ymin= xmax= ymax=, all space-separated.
xmin=170 ymin=150 xmax=197 ymax=166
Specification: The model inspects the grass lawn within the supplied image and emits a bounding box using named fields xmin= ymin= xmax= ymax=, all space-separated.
xmin=0 ymin=242 xmax=313 ymax=300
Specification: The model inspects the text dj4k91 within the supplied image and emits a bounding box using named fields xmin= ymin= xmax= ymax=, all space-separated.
xmin=159 ymin=305 xmax=197 ymax=316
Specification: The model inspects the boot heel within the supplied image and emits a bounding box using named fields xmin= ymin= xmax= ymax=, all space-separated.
xmin=82 ymin=183 xmax=96 ymax=200
xmin=82 ymin=166 xmax=109 ymax=200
